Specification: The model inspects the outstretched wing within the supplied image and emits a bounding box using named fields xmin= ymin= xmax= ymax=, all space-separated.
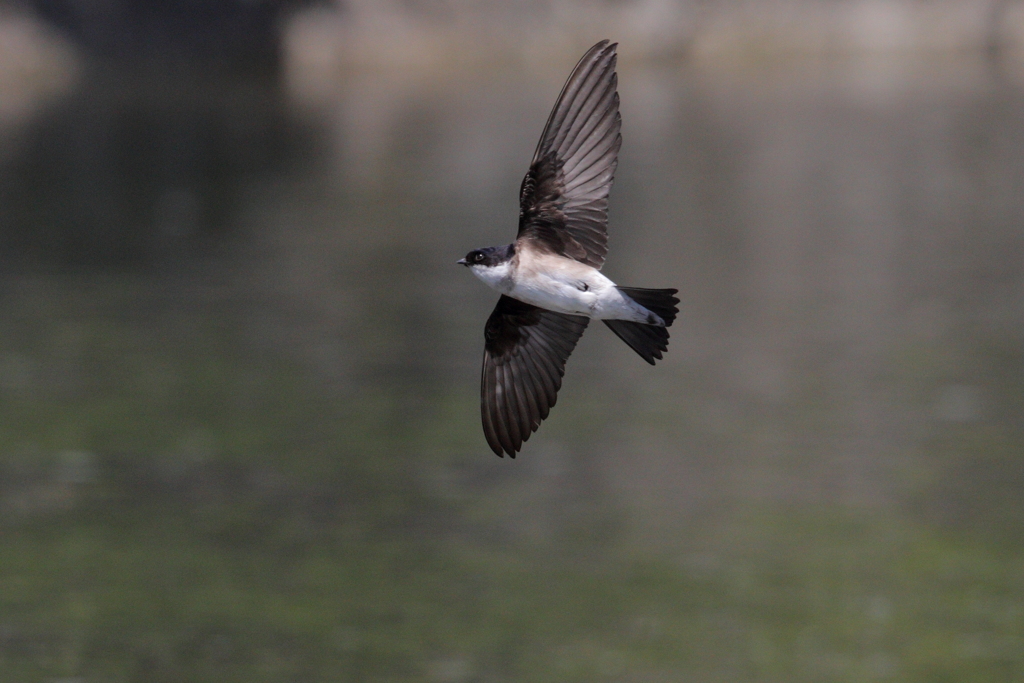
xmin=518 ymin=40 xmax=622 ymax=269
xmin=481 ymin=295 xmax=590 ymax=457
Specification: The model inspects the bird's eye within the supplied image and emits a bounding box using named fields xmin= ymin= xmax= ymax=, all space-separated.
xmin=474 ymin=253 xmax=484 ymax=262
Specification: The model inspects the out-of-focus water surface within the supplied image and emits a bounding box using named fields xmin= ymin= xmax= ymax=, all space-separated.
xmin=2 ymin=38 xmax=1024 ymax=682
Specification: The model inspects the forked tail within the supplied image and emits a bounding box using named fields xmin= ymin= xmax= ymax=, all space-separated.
xmin=603 ymin=287 xmax=679 ymax=365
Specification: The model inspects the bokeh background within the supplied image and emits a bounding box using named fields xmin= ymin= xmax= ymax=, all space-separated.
xmin=1 ymin=0 xmax=1023 ymax=680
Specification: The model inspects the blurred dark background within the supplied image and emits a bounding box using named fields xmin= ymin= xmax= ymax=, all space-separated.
xmin=0 ymin=0 xmax=1023 ymax=681
xmin=0 ymin=0 xmax=313 ymax=269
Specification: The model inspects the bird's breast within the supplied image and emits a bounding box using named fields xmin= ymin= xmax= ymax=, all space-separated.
xmin=506 ymin=251 xmax=611 ymax=316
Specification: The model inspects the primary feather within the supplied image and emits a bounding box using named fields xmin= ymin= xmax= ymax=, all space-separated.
xmin=518 ymin=40 xmax=621 ymax=269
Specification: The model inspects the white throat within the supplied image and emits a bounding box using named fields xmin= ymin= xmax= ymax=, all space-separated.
xmin=470 ymin=261 xmax=513 ymax=293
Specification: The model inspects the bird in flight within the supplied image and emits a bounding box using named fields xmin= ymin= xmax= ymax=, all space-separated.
xmin=459 ymin=40 xmax=678 ymax=458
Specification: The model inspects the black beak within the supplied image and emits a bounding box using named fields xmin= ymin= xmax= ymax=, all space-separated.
xmin=457 ymin=258 xmax=468 ymax=266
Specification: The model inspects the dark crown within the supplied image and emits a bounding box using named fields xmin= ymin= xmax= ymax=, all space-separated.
xmin=461 ymin=244 xmax=514 ymax=267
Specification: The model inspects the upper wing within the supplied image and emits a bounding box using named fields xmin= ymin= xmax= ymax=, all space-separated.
xmin=481 ymin=295 xmax=590 ymax=457
xmin=518 ymin=40 xmax=622 ymax=269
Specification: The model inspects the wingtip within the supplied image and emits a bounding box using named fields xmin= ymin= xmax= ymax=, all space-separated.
xmin=489 ymin=442 xmax=517 ymax=458
xmin=585 ymin=39 xmax=618 ymax=60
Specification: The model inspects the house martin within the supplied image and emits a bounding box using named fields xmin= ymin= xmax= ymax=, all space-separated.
xmin=459 ymin=40 xmax=678 ymax=457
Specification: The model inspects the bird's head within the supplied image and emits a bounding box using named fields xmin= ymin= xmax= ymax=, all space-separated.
xmin=458 ymin=244 xmax=516 ymax=290
xmin=457 ymin=244 xmax=514 ymax=268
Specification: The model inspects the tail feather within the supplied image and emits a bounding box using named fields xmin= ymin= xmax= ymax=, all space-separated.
xmin=603 ymin=287 xmax=679 ymax=365
xmin=618 ymin=287 xmax=679 ymax=326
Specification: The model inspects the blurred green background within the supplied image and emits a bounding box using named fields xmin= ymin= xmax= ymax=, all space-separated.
xmin=0 ymin=0 xmax=1023 ymax=681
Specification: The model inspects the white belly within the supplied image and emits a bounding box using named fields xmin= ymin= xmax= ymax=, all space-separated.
xmin=500 ymin=253 xmax=658 ymax=323
xmin=508 ymin=268 xmax=608 ymax=316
